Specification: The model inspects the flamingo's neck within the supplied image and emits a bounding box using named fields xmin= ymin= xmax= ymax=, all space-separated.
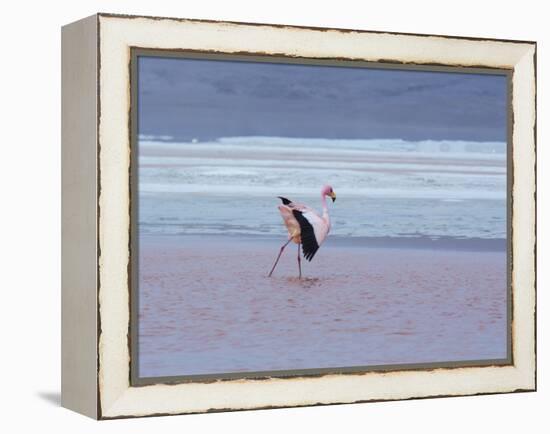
xmin=321 ymin=193 xmax=330 ymax=223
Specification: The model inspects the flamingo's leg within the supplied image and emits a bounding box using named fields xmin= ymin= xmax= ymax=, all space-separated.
xmin=297 ymin=243 xmax=302 ymax=279
xmin=268 ymin=239 xmax=292 ymax=277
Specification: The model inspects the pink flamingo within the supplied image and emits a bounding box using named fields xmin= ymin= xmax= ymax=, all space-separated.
xmin=268 ymin=185 xmax=336 ymax=278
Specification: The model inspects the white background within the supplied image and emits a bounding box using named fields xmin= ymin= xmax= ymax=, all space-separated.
xmin=0 ymin=0 xmax=546 ymax=432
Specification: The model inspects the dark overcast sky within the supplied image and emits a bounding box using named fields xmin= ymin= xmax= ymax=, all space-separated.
xmin=137 ymin=56 xmax=508 ymax=142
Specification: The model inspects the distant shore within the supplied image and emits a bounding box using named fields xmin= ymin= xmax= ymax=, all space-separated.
xmin=137 ymin=234 xmax=508 ymax=378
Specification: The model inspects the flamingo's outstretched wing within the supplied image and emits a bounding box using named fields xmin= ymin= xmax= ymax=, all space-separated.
xmin=277 ymin=197 xmax=328 ymax=260
xmin=292 ymin=208 xmax=328 ymax=261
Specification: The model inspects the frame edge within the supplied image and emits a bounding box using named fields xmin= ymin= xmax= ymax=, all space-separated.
xmin=61 ymin=13 xmax=100 ymax=420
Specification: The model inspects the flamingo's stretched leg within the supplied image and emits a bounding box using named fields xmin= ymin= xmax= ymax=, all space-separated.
xmin=268 ymin=239 xmax=292 ymax=277
xmin=297 ymin=243 xmax=302 ymax=279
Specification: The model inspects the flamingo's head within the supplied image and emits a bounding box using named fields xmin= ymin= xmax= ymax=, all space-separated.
xmin=322 ymin=185 xmax=336 ymax=202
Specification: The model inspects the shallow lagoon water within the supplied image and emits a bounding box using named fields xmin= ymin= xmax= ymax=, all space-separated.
xmin=138 ymin=235 xmax=507 ymax=377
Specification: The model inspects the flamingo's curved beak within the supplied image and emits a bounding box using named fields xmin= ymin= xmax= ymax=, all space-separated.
xmin=330 ymin=191 xmax=336 ymax=202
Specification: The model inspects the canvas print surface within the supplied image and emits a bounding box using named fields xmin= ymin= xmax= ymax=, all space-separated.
xmin=134 ymin=55 xmax=509 ymax=380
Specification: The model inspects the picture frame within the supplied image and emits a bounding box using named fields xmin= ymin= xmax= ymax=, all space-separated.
xmin=61 ymin=13 xmax=536 ymax=419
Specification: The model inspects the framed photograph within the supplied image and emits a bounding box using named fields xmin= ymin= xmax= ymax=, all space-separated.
xmin=61 ymin=13 xmax=536 ymax=419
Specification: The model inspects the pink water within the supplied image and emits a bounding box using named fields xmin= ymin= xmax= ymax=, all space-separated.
xmin=138 ymin=235 xmax=508 ymax=378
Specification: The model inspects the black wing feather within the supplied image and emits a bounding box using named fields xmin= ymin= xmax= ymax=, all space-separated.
xmin=278 ymin=196 xmax=292 ymax=205
xmin=292 ymin=210 xmax=320 ymax=262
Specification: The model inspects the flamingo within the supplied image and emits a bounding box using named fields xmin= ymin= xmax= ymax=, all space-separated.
xmin=268 ymin=185 xmax=336 ymax=278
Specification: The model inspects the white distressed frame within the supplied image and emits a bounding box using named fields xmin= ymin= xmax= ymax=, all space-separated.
xmin=89 ymin=14 xmax=535 ymax=418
